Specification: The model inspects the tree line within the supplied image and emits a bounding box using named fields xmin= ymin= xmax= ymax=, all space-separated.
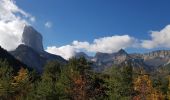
xmin=0 ymin=57 xmax=170 ymax=100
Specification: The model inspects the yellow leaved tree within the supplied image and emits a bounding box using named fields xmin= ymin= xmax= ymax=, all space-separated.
xmin=133 ymin=73 xmax=165 ymax=100
xmin=12 ymin=67 xmax=30 ymax=100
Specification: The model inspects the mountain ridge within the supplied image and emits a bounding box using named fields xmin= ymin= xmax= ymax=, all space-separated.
xmin=75 ymin=49 xmax=170 ymax=71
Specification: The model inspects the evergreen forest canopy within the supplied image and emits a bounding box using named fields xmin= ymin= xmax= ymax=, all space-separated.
xmin=0 ymin=56 xmax=170 ymax=100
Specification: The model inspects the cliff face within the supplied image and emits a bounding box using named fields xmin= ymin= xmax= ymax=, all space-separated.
xmin=143 ymin=50 xmax=170 ymax=58
xmin=142 ymin=50 xmax=170 ymax=67
xmin=91 ymin=49 xmax=131 ymax=71
xmin=22 ymin=25 xmax=44 ymax=53
xmin=93 ymin=49 xmax=129 ymax=65
xmin=75 ymin=49 xmax=170 ymax=72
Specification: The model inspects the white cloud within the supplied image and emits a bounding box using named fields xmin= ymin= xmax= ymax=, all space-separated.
xmin=45 ymin=21 xmax=52 ymax=28
xmin=141 ymin=25 xmax=170 ymax=49
xmin=30 ymin=17 xmax=36 ymax=22
xmin=46 ymin=45 xmax=76 ymax=60
xmin=46 ymin=35 xmax=136 ymax=59
xmin=0 ymin=19 xmax=26 ymax=50
xmin=73 ymin=35 xmax=136 ymax=53
xmin=0 ymin=0 xmax=35 ymax=51
xmin=0 ymin=0 xmax=29 ymax=21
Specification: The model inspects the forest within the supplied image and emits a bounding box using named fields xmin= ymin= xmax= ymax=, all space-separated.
xmin=0 ymin=57 xmax=170 ymax=100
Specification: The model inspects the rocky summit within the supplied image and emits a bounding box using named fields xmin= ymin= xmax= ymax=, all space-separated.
xmin=10 ymin=25 xmax=67 ymax=73
xmin=22 ymin=25 xmax=44 ymax=53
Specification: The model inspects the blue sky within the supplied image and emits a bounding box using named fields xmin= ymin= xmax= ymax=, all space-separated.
xmin=0 ymin=0 xmax=170 ymax=59
xmin=16 ymin=0 xmax=170 ymax=47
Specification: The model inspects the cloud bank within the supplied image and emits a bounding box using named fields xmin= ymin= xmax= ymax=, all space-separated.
xmin=141 ymin=25 xmax=170 ymax=49
xmin=0 ymin=0 xmax=35 ymax=50
xmin=46 ymin=35 xmax=136 ymax=59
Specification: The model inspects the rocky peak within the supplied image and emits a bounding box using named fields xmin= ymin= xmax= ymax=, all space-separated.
xmin=117 ymin=49 xmax=127 ymax=55
xmin=22 ymin=25 xmax=44 ymax=53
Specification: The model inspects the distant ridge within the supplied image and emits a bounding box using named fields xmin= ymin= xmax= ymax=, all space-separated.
xmin=75 ymin=49 xmax=170 ymax=71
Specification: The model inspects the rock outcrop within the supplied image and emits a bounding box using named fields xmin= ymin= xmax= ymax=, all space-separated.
xmin=142 ymin=50 xmax=170 ymax=67
xmin=22 ymin=25 xmax=44 ymax=53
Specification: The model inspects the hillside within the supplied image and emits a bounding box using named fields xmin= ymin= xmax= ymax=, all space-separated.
xmin=0 ymin=46 xmax=28 ymax=71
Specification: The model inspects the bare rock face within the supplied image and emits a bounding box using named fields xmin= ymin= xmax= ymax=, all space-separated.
xmin=143 ymin=50 xmax=170 ymax=58
xmin=22 ymin=25 xmax=44 ymax=53
xmin=94 ymin=49 xmax=129 ymax=65
xmin=91 ymin=49 xmax=131 ymax=71
xmin=142 ymin=50 xmax=170 ymax=67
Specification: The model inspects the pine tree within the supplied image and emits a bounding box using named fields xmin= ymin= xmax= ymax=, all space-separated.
xmin=106 ymin=65 xmax=133 ymax=100
xmin=35 ymin=60 xmax=62 ymax=100
xmin=58 ymin=57 xmax=95 ymax=100
xmin=0 ymin=60 xmax=14 ymax=100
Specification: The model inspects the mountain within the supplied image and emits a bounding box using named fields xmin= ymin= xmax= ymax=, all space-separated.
xmin=10 ymin=44 xmax=66 ymax=73
xmin=94 ymin=49 xmax=129 ymax=65
xmin=142 ymin=50 xmax=170 ymax=67
xmin=128 ymin=50 xmax=170 ymax=68
xmin=10 ymin=26 xmax=67 ymax=73
xmin=91 ymin=49 xmax=132 ymax=71
xmin=75 ymin=49 xmax=170 ymax=72
xmin=22 ymin=25 xmax=44 ymax=53
xmin=10 ymin=44 xmax=44 ymax=72
xmin=0 ymin=46 xmax=28 ymax=72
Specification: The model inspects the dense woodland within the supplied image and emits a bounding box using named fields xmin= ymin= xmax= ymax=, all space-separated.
xmin=0 ymin=57 xmax=170 ymax=100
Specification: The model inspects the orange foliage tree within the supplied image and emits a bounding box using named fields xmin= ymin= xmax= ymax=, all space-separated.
xmin=133 ymin=74 xmax=165 ymax=100
xmin=12 ymin=67 xmax=30 ymax=100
